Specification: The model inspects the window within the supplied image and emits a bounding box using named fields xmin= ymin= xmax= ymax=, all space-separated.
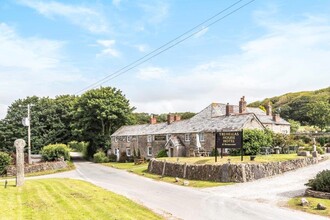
xmin=126 ymin=148 xmax=131 ymax=157
xmin=199 ymin=133 xmax=205 ymax=142
xmin=114 ymin=137 xmax=118 ymax=142
xmin=185 ymin=133 xmax=190 ymax=142
xmin=147 ymin=135 xmax=152 ymax=142
xmin=147 ymin=146 xmax=152 ymax=156
xmin=127 ymin=136 xmax=131 ymax=142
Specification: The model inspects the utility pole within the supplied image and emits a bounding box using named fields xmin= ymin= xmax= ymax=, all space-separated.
xmin=27 ymin=104 xmax=31 ymax=165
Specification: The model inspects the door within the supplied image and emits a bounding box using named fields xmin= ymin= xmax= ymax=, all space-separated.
xmin=170 ymin=148 xmax=174 ymax=157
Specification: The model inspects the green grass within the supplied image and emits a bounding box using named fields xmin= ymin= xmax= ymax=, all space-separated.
xmin=0 ymin=178 xmax=162 ymax=220
xmin=288 ymin=197 xmax=330 ymax=217
xmin=103 ymin=162 xmax=232 ymax=188
xmin=162 ymin=154 xmax=302 ymax=164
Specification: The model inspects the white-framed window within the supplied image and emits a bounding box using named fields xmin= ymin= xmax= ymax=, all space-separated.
xmin=147 ymin=135 xmax=152 ymax=142
xmin=185 ymin=133 xmax=190 ymax=142
xmin=166 ymin=134 xmax=171 ymax=142
xmin=114 ymin=137 xmax=118 ymax=142
xmin=126 ymin=148 xmax=131 ymax=157
xmin=127 ymin=136 xmax=131 ymax=142
xmin=147 ymin=146 xmax=152 ymax=156
xmin=199 ymin=133 xmax=205 ymax=142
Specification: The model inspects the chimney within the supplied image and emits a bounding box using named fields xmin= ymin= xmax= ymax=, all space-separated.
xmin=266 ymin=101 xmax=272 ymax=116
xmin=150 ymin=115 xmax=157 ymax=124
xmin=239 ymin=96 xmax=247 ymax=113
xmin=273 ymin=114 xmax=280 ymax=123
xmin=167 ymin=114 xmax=175 ymax=124
xmin=174 ymin=114 xmax=181 ymax=121
xmin=226 ymin=103 xmax=234 ymax=116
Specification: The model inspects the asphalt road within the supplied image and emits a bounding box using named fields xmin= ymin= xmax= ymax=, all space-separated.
xmin=7 ymin=156 xmax=330 ymax=220
xmin=70 ymin=158 xmax=330 ymax=220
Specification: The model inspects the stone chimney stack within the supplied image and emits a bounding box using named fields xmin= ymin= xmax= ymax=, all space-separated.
xmin=150 ymin=115 xmax=157 ymax=124
xmin=226 ymin=103 xmax=234 ymax=116
xmin=174 ymin=114 xmax=181 ymax=121
xmin=273 ymin=114 xmax=280 ymax=123
xmin=266 ymin=101 xmax=272 ymax=116
xmin=239 ymin=96 xmax=247 ymax=113
xmin=167 ymin=114 xmax=175 ymax=125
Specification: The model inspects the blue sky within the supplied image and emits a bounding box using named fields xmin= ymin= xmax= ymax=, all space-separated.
xmin=1 ymin=0 xmax=330 ymax=119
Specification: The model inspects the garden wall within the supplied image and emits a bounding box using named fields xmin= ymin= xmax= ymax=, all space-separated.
xmin=148 ymin=157 xmax=325 ymax=183
xmin=6 ymin=160 xmax=68 ymax=176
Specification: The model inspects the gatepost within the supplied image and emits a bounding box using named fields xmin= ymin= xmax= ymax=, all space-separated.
xmin=14 ymin=139 xmax=26 ymax=187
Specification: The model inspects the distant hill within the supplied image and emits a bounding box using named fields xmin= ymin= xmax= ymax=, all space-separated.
xmin=248 ymin=87 xmax=330 ymax=125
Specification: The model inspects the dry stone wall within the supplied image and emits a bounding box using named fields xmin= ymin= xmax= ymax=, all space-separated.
xmin=148 ymin=157 xmax=323 ymax=183
xmin=305 ymin=188 xmax=330 ymax=199
xmin=6 ymin=160 xmax=67 ymax=176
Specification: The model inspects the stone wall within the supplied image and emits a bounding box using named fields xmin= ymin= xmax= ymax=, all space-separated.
xmin=148 ymin=157 xmax=322 ymax=183
xmin=305 ymin=188 xmax=330 ymax=199
xmin=6 ymin=160 xmax=68 ymax=176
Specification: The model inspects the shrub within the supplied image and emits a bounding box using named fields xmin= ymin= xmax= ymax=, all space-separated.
xmin=156 ymin=149 xmax=168 ymax=158
xmin=41 ymin=144 xmax=70 ymax=161
xmin=93 ymin=151 xmax=109 ymax=163
xmin=108 ymin=154 xmax=117 ymax=162
xmin=243 ymin=129 xmax=273 ymax=155
xmin=0 ymin=152 xmax=12 ymax=175
xmin=305 ymin=169 xmax=330 ymax=192
xmin=68 ymin=141 xmax=88 ymax=152
xmin=118 ymin=151 xmax=128 ymax=163
xmin=209 ymin=148 xmax=219 ymax=156
xmin=303 ymin=146 xmax=325 ymax=154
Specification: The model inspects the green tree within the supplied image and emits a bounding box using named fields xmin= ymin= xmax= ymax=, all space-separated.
xmin=306 ymin=101 xmax=330 ymax=130
xmin=73 ymin=87 xmax=133 ymax=157
xmin=243 ymin=129 xmax=273 ymax=155
xmin=288 ymin=119 xmax=300 ymax=133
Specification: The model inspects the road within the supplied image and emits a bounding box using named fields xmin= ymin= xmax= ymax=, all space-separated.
xmin=8 ymin=157 xmax=330 ymax=220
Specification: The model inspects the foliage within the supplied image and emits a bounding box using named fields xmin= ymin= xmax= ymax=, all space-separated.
xmin=288 ymin=119 xmax=300 ymax=133
xmin=0 ymin=152 xmax=12 ymax=175
xmin=156 ymin=149 xmax=168 ymax=158
xmin=41 ymin=144 xmax=70 ymax=161
xmin=316 ymin=137 xmax=330 ymax=146
xmin=306 ymin=170 xmax=330 ymax=192
xmin=243 ymin=129 xmax=273 ymax=155
xmin=248 ymin=87 xmax=330 ymax=127
xmin=93 ymin=151 xmax=109 ymax=163
xmin=209 ymin=148 xmax=220 ymax=156
xmin=108 ymin=154 xmax=117 ymax=162
xmin=68 ymin=141 xmax=88 ymax=152
xmin=118 ymin=151 xmax=128 ymax=163
xmin=72 ymin=87 xmax=133 ymax=158
xmin=302 ymin=146 xmax=325 ymax=155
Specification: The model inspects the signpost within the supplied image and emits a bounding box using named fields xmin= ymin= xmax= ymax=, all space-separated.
xmin=215 ymin=130 xmax=243 ymax=162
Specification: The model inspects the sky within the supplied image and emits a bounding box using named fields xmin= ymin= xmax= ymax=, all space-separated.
xmin=0 ymin=0 xmax=330 ymax=119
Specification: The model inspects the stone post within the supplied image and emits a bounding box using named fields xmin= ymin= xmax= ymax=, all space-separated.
xmin=312 ymin=138 xmax=318 ymax=158
xmin=14 ymin=139 xmax=26 ymax=187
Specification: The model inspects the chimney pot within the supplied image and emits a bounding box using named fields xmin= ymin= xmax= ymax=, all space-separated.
xmin=273 ymin=114 xmax=280 ymax=123
xmin=226 ymin=103 xmax=234 ymax=116
xmin=239 ymin=96 xmax=247 ymax=113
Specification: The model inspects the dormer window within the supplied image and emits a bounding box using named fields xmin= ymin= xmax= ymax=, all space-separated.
xmin=114 ymin=137 xmax=118 ymax=142
xmin=199 ymin=133 xmax=205 ymax=142
xmin=147 ymin=135 xmax=152 ymax=143
xmin=127 ymin=136 xmax=131 ymax=142
xmin=185 ymin=133 xmax=190 ymax=142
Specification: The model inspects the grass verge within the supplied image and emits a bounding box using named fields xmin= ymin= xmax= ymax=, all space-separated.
xmin=0 ymin=178 xmax=162 ymax=220
xmin=287 ymin=196 xmax=330 ymax=217
xmin=102 ymin=162 xmax=232 ymax=188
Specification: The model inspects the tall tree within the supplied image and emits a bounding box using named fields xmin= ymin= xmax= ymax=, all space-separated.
xmin=307 ymin=101 xmax=330 ymax=130
xmin=73 ymin=87 xmax=133 ymax=157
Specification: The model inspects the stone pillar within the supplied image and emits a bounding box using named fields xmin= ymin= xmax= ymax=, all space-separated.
xmin=14 ymin=139 xmax=26 ymax=187
xmin=312 ymin=138 xmax=318 ymax=158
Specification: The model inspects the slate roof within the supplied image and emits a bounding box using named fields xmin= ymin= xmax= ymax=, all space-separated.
xmin=111 ymin=103 xmax=289 ymax=137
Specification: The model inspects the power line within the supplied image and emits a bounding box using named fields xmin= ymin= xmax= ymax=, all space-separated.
xmin=76 ymin=0 xmax=256 ymax=94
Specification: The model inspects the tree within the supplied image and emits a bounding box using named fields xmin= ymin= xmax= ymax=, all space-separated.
xmin=243 ymin=129 xmax=273 ymax=155
xmin=288 ymin=119 xmax=300 ymax=133
xmin=306 ymin=101 xmax=330 ymax=130
xmin=73 ymin=87 xmax=133 ymax=157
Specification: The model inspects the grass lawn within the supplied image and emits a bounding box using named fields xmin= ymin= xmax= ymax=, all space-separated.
xmin=102 ymin=162 xmax=232 ymax=188
xmin=288 ymin=197 xmax=330 ymax=217
xmin=0 ymin=178 xmax=162 ymax=220
xmin=163 ymin=154 xmax=302 ymax=164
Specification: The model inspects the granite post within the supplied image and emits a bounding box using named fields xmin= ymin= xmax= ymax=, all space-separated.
xmin=14 ymin=139 xmax=26 ymax=187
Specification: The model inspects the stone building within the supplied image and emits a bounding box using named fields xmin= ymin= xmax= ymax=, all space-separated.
xmin=110 ymin=96 xmax=290 ymax=159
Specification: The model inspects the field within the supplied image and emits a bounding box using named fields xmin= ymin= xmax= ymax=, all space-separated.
xmin=0 ymin=179 xmax=162 ymax=220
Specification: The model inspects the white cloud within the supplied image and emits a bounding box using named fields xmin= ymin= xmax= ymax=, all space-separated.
xmin=137 ymin=66 xmax=168 ymax=80
xmin=194 ymin=27 xmax=209 ymax=38
xmin=97 ymin=40 xmax=120 ymax=57
xmin=17 ymin=0 xmax=109 ymax=33
xmin=130 ymin=15 xmax=330 ymax=113
xmin=134 ymin=44 xmax=149 ymax=52
xmin=0 ymin=23 xmax=85 ymax=119
xmin=139 ymin=1 xmax=169 ymax=24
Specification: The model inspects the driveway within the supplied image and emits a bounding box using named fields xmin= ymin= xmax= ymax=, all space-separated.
xmin=6 ymin=157 xmax=329 ymax=220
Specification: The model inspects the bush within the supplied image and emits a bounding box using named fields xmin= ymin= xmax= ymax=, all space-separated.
xmin=93 ymin=151 xmax=109 ymax=163
xmin=243 ymin=129 xmax=273 ymax=155
xmin=306 ymin=169 xmax=330 ymax=192
xmin=302 ymin=146 xmax=325 ymax=154
xmin=156 ymin=149 xmax=168 ymax=158
xmin=108 ymin=154 xmax=117 ymax=162
xmin=0 ymin=152 xmax=12 ymax=175
xmin=209 ymin=148 xmax=219 ymax=156
xmin=41 ymin=144 xmax=70 ymax=161
xmin=68 ymin=141 xmax=88 ymax=152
